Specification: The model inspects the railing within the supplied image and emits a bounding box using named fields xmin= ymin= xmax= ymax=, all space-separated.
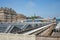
xmin=23 ymin=23 xmax=55 ymax=35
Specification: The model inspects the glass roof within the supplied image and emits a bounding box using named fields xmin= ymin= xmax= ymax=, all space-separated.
xmin=0 ymin=22 xmax=50 ymax=33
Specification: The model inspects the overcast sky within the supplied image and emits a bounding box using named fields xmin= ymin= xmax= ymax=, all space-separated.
xmin=0 ymin=0 xmax=60 ymax=18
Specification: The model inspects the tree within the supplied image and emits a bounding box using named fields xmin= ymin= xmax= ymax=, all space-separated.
xmin=30 ymin=16 xmax=37 ymax=22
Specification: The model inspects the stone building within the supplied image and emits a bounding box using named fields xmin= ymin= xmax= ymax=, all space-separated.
xmin=16 ymin=14 xmax=26 ymax=22
xmin=0 ymin=7 xmax=16 ymax=22
xmin=0 ymin=7 xmax=26 ymax=22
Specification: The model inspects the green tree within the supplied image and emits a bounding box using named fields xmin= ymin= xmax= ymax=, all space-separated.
xmin=30 ymin=16 xmax=37 ymax=22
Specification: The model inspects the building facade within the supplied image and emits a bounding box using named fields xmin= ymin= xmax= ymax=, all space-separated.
xmin=0 ymin=7 xmax=16 ymax=22
xmin=0 ymin=7 xmax=26 ymax=22
xmin=16 ymin=14 xmax=26 ymax=22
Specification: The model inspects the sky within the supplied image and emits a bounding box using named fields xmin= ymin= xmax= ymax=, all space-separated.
xmin=0 ymin=0 xmax=60 ymax=18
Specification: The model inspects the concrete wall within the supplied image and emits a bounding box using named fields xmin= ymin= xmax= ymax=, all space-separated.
xmin=0 ymin=33 xmax=35 ymax=40
xmin=36 ymin=36 xmax=60 ymax=40
xmin=39 ymin=24 xmax=55 ymax=36
xmin=0 ymin=33 xmax=60 ymax=40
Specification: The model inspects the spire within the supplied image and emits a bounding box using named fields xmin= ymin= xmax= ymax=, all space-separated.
xmin=34 ymin=13 xmax=36 ymax=17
